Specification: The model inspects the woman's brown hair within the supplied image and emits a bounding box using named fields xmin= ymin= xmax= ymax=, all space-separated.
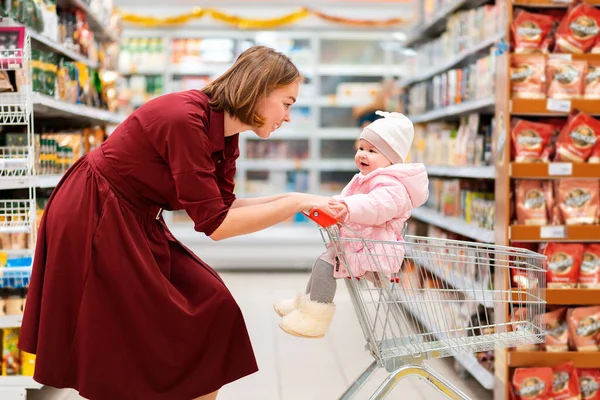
xmin=202 ymin=46 xmax=301 ymax=128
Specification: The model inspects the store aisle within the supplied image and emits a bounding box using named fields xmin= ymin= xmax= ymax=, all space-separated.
xmin=31 ymin=272 xmax=492 ymax=400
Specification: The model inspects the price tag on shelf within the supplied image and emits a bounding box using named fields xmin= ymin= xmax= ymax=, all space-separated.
xmin=548 ymin=162 xmax=573 ymax=176
xmin=546 ymin=98 xmax=572 ymax=113
xmin=540 ymin=225 xmax=567 ymax=239
xmin=548 ymin=53 xmax=573 ymax=61
xmin=552 ymin=0 xmax=572 ymax=3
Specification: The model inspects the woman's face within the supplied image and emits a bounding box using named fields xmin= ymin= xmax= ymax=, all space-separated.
xmin=252 ymin=80 xmax=300 ymax=139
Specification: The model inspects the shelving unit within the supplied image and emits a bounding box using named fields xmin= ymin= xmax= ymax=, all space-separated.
xmin=493 ymin=0 xmax=600 ymax=397
xmin=394 ymin=0 xmax=505 ymax=391
xmin=0 ymin=4 xmax=123 ymax=395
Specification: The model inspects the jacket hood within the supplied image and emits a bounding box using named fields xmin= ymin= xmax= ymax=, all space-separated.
xmin=360 ymin=163 xmax=429 ymax=208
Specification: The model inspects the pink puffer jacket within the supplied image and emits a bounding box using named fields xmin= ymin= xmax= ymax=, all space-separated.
xmin=320 ymin=163 xmax=429 ymax=280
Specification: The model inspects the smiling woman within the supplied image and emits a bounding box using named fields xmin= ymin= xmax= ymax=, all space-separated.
xmin=19 ymin=45 xmax=333 ymax=400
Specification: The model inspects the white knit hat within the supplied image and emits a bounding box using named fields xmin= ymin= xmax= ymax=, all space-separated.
xmin=360 ymin=110 xmax=414 ymax=164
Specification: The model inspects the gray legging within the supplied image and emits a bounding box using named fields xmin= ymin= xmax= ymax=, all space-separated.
xmin=305 ymin=258 xmax=337 ymax=303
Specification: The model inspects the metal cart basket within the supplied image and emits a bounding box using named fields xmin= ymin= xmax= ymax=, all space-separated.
xmin=304 ymin=209 xmax=546 ymax=400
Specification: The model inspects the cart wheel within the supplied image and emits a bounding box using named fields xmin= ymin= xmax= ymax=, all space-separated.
xmin=453 ymin=360 xmax=468 ymax=379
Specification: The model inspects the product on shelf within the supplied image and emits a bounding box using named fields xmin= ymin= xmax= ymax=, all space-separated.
xmin=511 ymin=119 xmax=555 ymax=162
xmin=512 ymin=10 xmax=555 ymax=54
xmin=555 ymin=3 xmax=600 ymax=54
xmin=547 ymin=58 xmax=587 ymax=100
xmin=581 ymin=244 xmax=600 ymax=288
xmin=510 ymin=55 xmax=546 ymax=99
xmin=544 ymin=243 xmax=583 ymax=288
xmin=411 ymin=114 xmax=493 ymax=167
xmin=512 ymin=367 xmax=554 ymax=399
xmin=540 ymin=308 xmax=569 ymax=352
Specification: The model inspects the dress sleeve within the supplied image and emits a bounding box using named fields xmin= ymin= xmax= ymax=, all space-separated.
xmin=153 ymin=107 xmax=230 ymax=236
xmin=217 ymin=136 xmax=240 ymax=208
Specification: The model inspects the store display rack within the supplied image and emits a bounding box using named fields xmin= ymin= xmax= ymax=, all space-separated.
xmin=493 ymin=0 xmax=600 ymax=398
xmin=0 ymin=9 xmax=124 ymax=396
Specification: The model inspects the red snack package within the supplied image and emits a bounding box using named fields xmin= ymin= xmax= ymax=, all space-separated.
xmin=512 ymin=308 xmax=540 ymax=351
xmin=513 ymin=368 xmax=554 ymax=399
xmin=580 ymin=244 xmax=600 ymax=288
xmin=568 ymin=307 xmax=600 ymax=351
xmin=557 ymin=179 xmax=600 ymax=225
xmin=511 ymin=55 xmax=547 ymax=99
xmin=585 ymin=62 xmax=600 ymax=100
xmin=516 ymin=180 xmax=548 ymax=225
xmin=555 ymin=3 xmax=600 ymax=54
xmin=512 ymin=119 xmax=556 ymax=162
xmin=589 ymin=141 xmax=600 ymax=163
xmin=552 ymin=362 xmax=581 ymax=400
xmin=578 ymin=368 xmax=600 ymax=399
xmin=547 ymin=58 xmax=587 ymax=99
xmin=544 ymin=243 xmax=584 ymax=288
xmin=513 ymin=9 xmax=556 ymax=53
xmin=555 ymin=112 xmax=600 ymax=162
xmin=539 ymin=307 xmax=569 ymax=352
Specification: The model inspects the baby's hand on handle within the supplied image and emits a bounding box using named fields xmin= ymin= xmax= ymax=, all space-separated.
xmin=329 ymin=200 xmax=349 ymax=220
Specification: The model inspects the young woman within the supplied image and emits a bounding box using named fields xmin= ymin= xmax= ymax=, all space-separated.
xmin=19 ymin=46 xmax=332 ymax=400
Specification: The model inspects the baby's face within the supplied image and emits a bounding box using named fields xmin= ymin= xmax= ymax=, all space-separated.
xmin=355 ymin=139 xmax=392 ymax=175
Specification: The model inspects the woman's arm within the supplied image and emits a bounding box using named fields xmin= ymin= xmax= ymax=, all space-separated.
xmin=230 ymin=192 xmax=296 ymax=209
xmin=209 ymin=193 xmax=331 ymax=241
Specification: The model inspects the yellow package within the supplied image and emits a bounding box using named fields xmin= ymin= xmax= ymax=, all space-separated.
xmin=21 ymin=352 xmax=35 ymax=376
xmin=2 ymin=328 xmax=20 ymax=375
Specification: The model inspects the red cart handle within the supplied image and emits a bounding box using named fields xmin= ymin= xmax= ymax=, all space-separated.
xmin=303 ymin=207 xmax=338 ymax=228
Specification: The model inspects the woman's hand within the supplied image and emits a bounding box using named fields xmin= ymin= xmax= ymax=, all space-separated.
xmin=329 ymin=200 xmax=349 ymax=220
xmin=297 ymin=193 xmax=335 ymax=214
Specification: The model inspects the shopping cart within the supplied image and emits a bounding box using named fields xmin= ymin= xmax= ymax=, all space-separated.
xmin=303 ymin=208 xmax=547 ymax=400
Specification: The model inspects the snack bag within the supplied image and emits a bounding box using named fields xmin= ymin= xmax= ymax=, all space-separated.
xmin=544 ymin=243 xmax=583 ymax=288
xmin=512 ymin=9 xmax=556 ymax=53
xmin=539 ymin=307 xmax=569 ymax=352
xmin=568 ymin=306 xmax=600 ymax=351
xmin=513 ymin=367 xmax=554 ymax=400
xmin=556 ymin=179 xmax=600 ymax=225
xmin=512 ymin=308 xmax=540 ymax=351
xmin=511 ymin=55 xmax=547 ymax=99
xmin=585 ymin=62 xmax=600 ymax=99
xmin=511 ymin=119 xmax=556 ymax=162
xmin=578 ymin=368 xmax=600 ymax=399
xmin=516 ymin=180 xmax=548 ymax=225
xmin=580 ymin=244 xmax=600 ymax=288
xmin=552 ymin=362 xmax=581 ymax=400
xmin=555 ymin=112 xmax=600 ymax=162
xmin=547 ymin=58 xmax=587 ymax=99
xmin=555 ymin=3 xmax=600 ymax=53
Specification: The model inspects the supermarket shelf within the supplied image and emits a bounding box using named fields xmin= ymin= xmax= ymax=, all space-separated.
xmin=547 ymin=288 xmax=600 ymax=305
xmin=0 ymin=376 xmax=42 ymax=389
xmin=0 ymin=315 xmax=23 ymax=329
xmin=426 ymin=165 xmax=495 ymax=179
xmin=401 ymin=32 xmax=505 ymax=87
xmin=397 ymin=292 xmax=495 ymax=390
xmin=244 ymin=159 xmax=356 ymax=171
xmin=168 ymin=64 xmax=229 ymax=76
xmin=412 ymin=252 xmax=494 ymax=307
xmin=511 ymin=98 xmax=600 ymax=116
xmin=318 ymin=96 xmax=373 ymax=108
xmin=409 ymin=97 xmax=496 ymax=124
xmin=509 ymin=351 xmax=600 ymax=368
xmin=169 ymin=222 xmax=323 ymax=269
xmin=405 ymin=0 xmax=493 ymax=47
xmin=33 ymin=93 xmax=126 ymax=125
xmin=317 ymin=65 xmax=405 ymax=77
xmin=411 ymin=207 xmax=495 ymax=243
xmin=0 ymin=175 xmax=63 ymax=190
xmin=511 ymin=162 xmax=600 ymax=178
xmin=26 ymin=28 xmax=98 ymax=69
xmin=510 ymin=225 xmax=600 ymax=242
xmin=65 ymin=0 xmax=119 ymax=43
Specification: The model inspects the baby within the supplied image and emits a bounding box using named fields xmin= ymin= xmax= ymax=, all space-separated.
xmin=274 ymin=111 xmax=429 ymax=338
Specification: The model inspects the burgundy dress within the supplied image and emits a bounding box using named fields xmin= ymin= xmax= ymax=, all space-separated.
xmin=19 ymin=90 xmax=258 ymax=399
